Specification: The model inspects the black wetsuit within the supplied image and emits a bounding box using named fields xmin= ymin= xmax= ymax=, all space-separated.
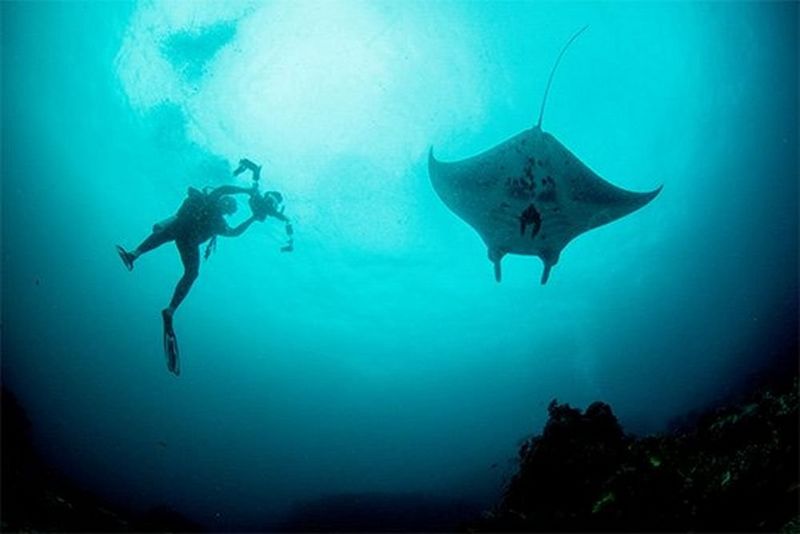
xmin=132 ymin=186 xmax=250 ymax=311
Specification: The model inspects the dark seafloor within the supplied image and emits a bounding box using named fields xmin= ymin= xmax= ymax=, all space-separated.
xmin=3 ymin=343 xmax=797 ymax=532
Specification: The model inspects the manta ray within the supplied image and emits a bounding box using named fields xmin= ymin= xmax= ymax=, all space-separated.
xmin=428 ymin=26 xmax=661 ymax=284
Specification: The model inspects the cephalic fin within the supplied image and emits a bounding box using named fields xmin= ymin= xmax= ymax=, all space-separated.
xmin=488 ymin=247 xmax=506 ymax=283
xmin=540 ymin=263 xmax=552 ymax=285
xmin=540 ymin=251 xmax=560 ymax=285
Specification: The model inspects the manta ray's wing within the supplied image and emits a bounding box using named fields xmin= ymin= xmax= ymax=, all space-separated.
xmin=429 ymin=127 xmax=661 ymax=284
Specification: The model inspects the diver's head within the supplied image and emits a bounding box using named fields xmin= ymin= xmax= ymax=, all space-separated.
xmin=218 ymin=195 xmax=237 ymax=215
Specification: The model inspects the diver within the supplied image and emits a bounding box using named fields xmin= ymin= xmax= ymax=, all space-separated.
xmin=234 ymin=158 xmax=294 ymax=252
xmin=116 ymin=159 xmax=290 ymax=376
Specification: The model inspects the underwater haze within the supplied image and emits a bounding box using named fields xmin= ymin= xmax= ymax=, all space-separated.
xmin=2 ymin=1 xmax=797 ymax=530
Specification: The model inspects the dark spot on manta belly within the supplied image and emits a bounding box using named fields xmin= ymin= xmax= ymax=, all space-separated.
xmin=519 ymin=203 xmax=542 ymax=239
xmin=536 ymin=175 xmax=557 ymax=202
xmin=505 ymin=169 xmax=536 ymax=200
xmin=523 ymin=157 xmax=536 ymax=181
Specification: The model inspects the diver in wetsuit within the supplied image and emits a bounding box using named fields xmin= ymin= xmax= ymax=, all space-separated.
xmin=234 ymin=159 xmax=294 ymax=252
xmin=116 ymin=181 xmax=259 ymax=375
xmin=117 ymin=160 xmax=294 ymax=376
xmin=118 ymin=159 xmax=293 ymax=376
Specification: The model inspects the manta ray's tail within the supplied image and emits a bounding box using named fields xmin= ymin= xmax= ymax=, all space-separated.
xmin=536 ymin=25 xmax=589 ymax=130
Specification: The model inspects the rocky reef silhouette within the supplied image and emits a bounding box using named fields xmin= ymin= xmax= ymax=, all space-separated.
xmin=473 ymin=375 xmax=799 ymax=532
xmin=3 ymin=358 xmax=797 ymax=532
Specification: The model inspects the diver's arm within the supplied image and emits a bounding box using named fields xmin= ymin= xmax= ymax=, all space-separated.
xmin=270 ymin=211 xmax=290 ymax=223
xmin=233 ymin=159 xmax=261 ymax=180
xmin=208 ymin=184 xmax=257 ymax=200
xmin=220 ymin=215 xmax=258 ymax=238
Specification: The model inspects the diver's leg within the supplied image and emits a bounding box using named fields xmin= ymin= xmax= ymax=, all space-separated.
xmin=165 ymin=240 xmax=200 ymax=315
xmin=161 ymin=240 xmax=199 ymax=375
xmin=134 ymin=231 xmax=173 ymax=257
xmin=117 ymin=229 xmax=174 ymax=271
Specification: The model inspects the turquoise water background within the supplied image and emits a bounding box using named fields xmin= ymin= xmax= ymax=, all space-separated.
xmin=2 ymin=1 xmax=797 ymax=529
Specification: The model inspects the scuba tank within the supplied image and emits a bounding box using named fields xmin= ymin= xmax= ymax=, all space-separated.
xmin=174 ymin=186 xmax=218 ymax=259
xmin=177 ymin=187 xmax=211 ymax=220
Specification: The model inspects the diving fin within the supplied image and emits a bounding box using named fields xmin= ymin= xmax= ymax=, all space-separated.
xmin=162 ymin=309 xmax=180 ymax=376
xmin=116 ymin=245 xmax=134 ymax=271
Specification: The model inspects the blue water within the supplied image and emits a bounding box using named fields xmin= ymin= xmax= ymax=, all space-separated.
xmin=2 ymin=1 xmax=797 ymax=529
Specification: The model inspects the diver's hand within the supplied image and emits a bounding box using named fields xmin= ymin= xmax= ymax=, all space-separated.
xmin=233 ymin=158 xmax=261 ymax=179
xmin=233 ymin=160 xmax=248 ymax=176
